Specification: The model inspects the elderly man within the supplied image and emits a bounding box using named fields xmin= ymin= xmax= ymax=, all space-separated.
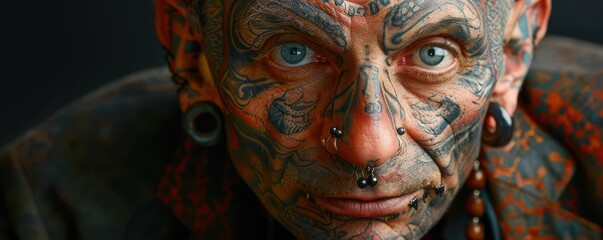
xmin=157 ymin=0 xmax=555 ymax=238
xmin=2 ymin=0 xmax=602 ymax=239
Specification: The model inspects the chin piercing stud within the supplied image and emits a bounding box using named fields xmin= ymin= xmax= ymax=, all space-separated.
xmin=436 ymin=184 xmax=445 ymax=198
xmin=409 ymin=197 xmax=419 ymax=210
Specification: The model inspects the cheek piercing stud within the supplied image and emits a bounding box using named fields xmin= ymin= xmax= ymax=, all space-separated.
xmin=409 ymin=196 xmax=419 ymax=210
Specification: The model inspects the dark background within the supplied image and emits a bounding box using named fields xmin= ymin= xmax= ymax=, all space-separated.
xmin=1 ymin=1 xmax=602 ymax=147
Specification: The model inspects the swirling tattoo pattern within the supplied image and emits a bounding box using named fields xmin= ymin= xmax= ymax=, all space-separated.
xmin=192 ymin=0 xmax=515 ymax=238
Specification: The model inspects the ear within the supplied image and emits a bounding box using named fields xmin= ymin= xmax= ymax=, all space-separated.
xmin=155 ymin=0 xmax=224 ymax=113
xmin=491 ymin=0 xmax=551 ymax=116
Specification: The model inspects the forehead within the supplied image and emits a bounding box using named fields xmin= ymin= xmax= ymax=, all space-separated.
xmin=226 ymin=0 xmax=496 ymax=52
xmin=234 ymin=0 xmax=492 ymax=20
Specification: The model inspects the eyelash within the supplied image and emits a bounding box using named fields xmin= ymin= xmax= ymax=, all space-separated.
xmin=397 ymin=38 xmax=463 ymax=82
xmin=263 ymin=39 xmax=332 ymax=70
xmin=261 ymin=35 xmax=463 ymax=84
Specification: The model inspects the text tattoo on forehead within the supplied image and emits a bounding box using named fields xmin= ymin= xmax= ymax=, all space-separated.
xmin=321 ymin=0 xmax=392 ymax=16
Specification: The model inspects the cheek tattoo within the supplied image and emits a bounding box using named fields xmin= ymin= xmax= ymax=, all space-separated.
xmin=190 ymin=0 xmax=513 ymax=238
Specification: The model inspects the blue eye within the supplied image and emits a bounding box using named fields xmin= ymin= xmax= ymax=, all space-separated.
xmin=280 ymin=43 xmax=307 ymax=65
xmin=410 ymin=43 xmax=456 ymax=70
xmin=271 ymin=42 xmax=320 ymax=67
xmin=419 ymin=46 xmax=447 ymax=66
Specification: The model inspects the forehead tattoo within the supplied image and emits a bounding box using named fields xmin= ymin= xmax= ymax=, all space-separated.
xmin=233 ymin=0 xmax=485 ymax=58
xmin=233 ymin=0 xmax=349 ymax=53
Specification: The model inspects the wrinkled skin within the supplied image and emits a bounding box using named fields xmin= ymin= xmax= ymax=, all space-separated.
xmin=170 ymin=0 xmax=550 ymax=238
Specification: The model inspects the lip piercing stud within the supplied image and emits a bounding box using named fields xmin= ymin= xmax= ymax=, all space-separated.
xmin=355 ymin=166 xmax=379 ymax=188
xmin=357 ymin=177 xmax=368 ymax=188
xmin=436 ymin=184 xmax=445 ymax=198
xmin=355 ymin=166 xmax=368 ymax=188
xmin=409 ymin=197 xmax=419 ymax=210
xmin=367 ymin=166 xmax=378 ymax=187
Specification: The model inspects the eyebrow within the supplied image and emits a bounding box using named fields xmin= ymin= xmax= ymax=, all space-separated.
xmin=245 ymin=0 xmax=349 ymax=52
xmin=381 ymin=2 xmax=485 ymax=56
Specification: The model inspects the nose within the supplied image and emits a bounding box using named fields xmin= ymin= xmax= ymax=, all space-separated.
xmin=329 ymin=66 xmax=401 ymax=168
xmin=335 ymin=110 xmax=400 ymax=168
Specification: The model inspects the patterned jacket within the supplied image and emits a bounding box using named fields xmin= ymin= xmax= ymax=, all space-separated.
xmin=1 ymin=36 xmax=601 ymax=239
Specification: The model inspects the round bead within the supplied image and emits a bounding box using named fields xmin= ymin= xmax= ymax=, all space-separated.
xmin=466 ymin=190 xmax=485 ymax=217
xmin=466 ymin=217 xmax=485 ymax=240
xmin=334 ymin=129 xmax=343 ymax=138
xmin=330 ymin=127 xmax=339 ymax=135
xmin=357 ymin=178 xmax=368 ymax=188
xmin=367 ymin=176 xmax=378 ymax=186
xmin=396 ymin=127 xmax=406 ymax=135
xmin=467 ymin=168 xmax=486 ymax=189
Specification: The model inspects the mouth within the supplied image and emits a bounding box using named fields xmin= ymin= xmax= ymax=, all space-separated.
xmin=312 ymin=189 xmax=423 ymax=221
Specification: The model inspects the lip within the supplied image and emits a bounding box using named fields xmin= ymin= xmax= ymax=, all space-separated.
xmin=312 ymin=190 xmax=421 ymax=219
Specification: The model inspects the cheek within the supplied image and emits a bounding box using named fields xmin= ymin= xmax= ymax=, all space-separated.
xmin=222 ymin=78 xmax=326 ymax=150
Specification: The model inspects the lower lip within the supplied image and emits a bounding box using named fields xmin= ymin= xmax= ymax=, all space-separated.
xmin=313 ymin=192 xmax=417 ymax=218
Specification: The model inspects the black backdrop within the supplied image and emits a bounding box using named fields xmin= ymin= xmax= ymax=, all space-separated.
xmin=1 ymin=0 xmax=602 ymax=146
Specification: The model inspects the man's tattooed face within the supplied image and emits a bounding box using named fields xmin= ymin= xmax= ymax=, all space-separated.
xmin=201 ymin=0 xmax=511 ymax=238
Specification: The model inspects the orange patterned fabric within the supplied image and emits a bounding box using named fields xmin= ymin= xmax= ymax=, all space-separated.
xmin=481 ymin=38 xmax=603 ymax=239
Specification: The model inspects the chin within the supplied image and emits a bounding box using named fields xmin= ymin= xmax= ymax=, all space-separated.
xmin=270 ymin=187 xmax=454 ymax=240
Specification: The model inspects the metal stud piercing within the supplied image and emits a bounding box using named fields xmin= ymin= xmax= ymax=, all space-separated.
xmin=394 ymin=127 xmax=408 ymax=156
xmin=436 ymin=184 xmax=445 ymax=198
xmin=330 ymin=127 xmax=343 ymax=138
xmin=367 ymin=167 xmax=378 ymax=187
xmin=409 ymin=197 xmax=419 ymax=210
xmin=323 ymin=135 xmax=339 ymax=153
xmin=355 ymin=166 xmax=368 ymax=189
xmin=355 ymin=166 xmax=378 ymax=188
xmin=396 ymin=127 xmax=406 ymax=136
xmin=323 ymin=127 xmax=343 ymax=154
